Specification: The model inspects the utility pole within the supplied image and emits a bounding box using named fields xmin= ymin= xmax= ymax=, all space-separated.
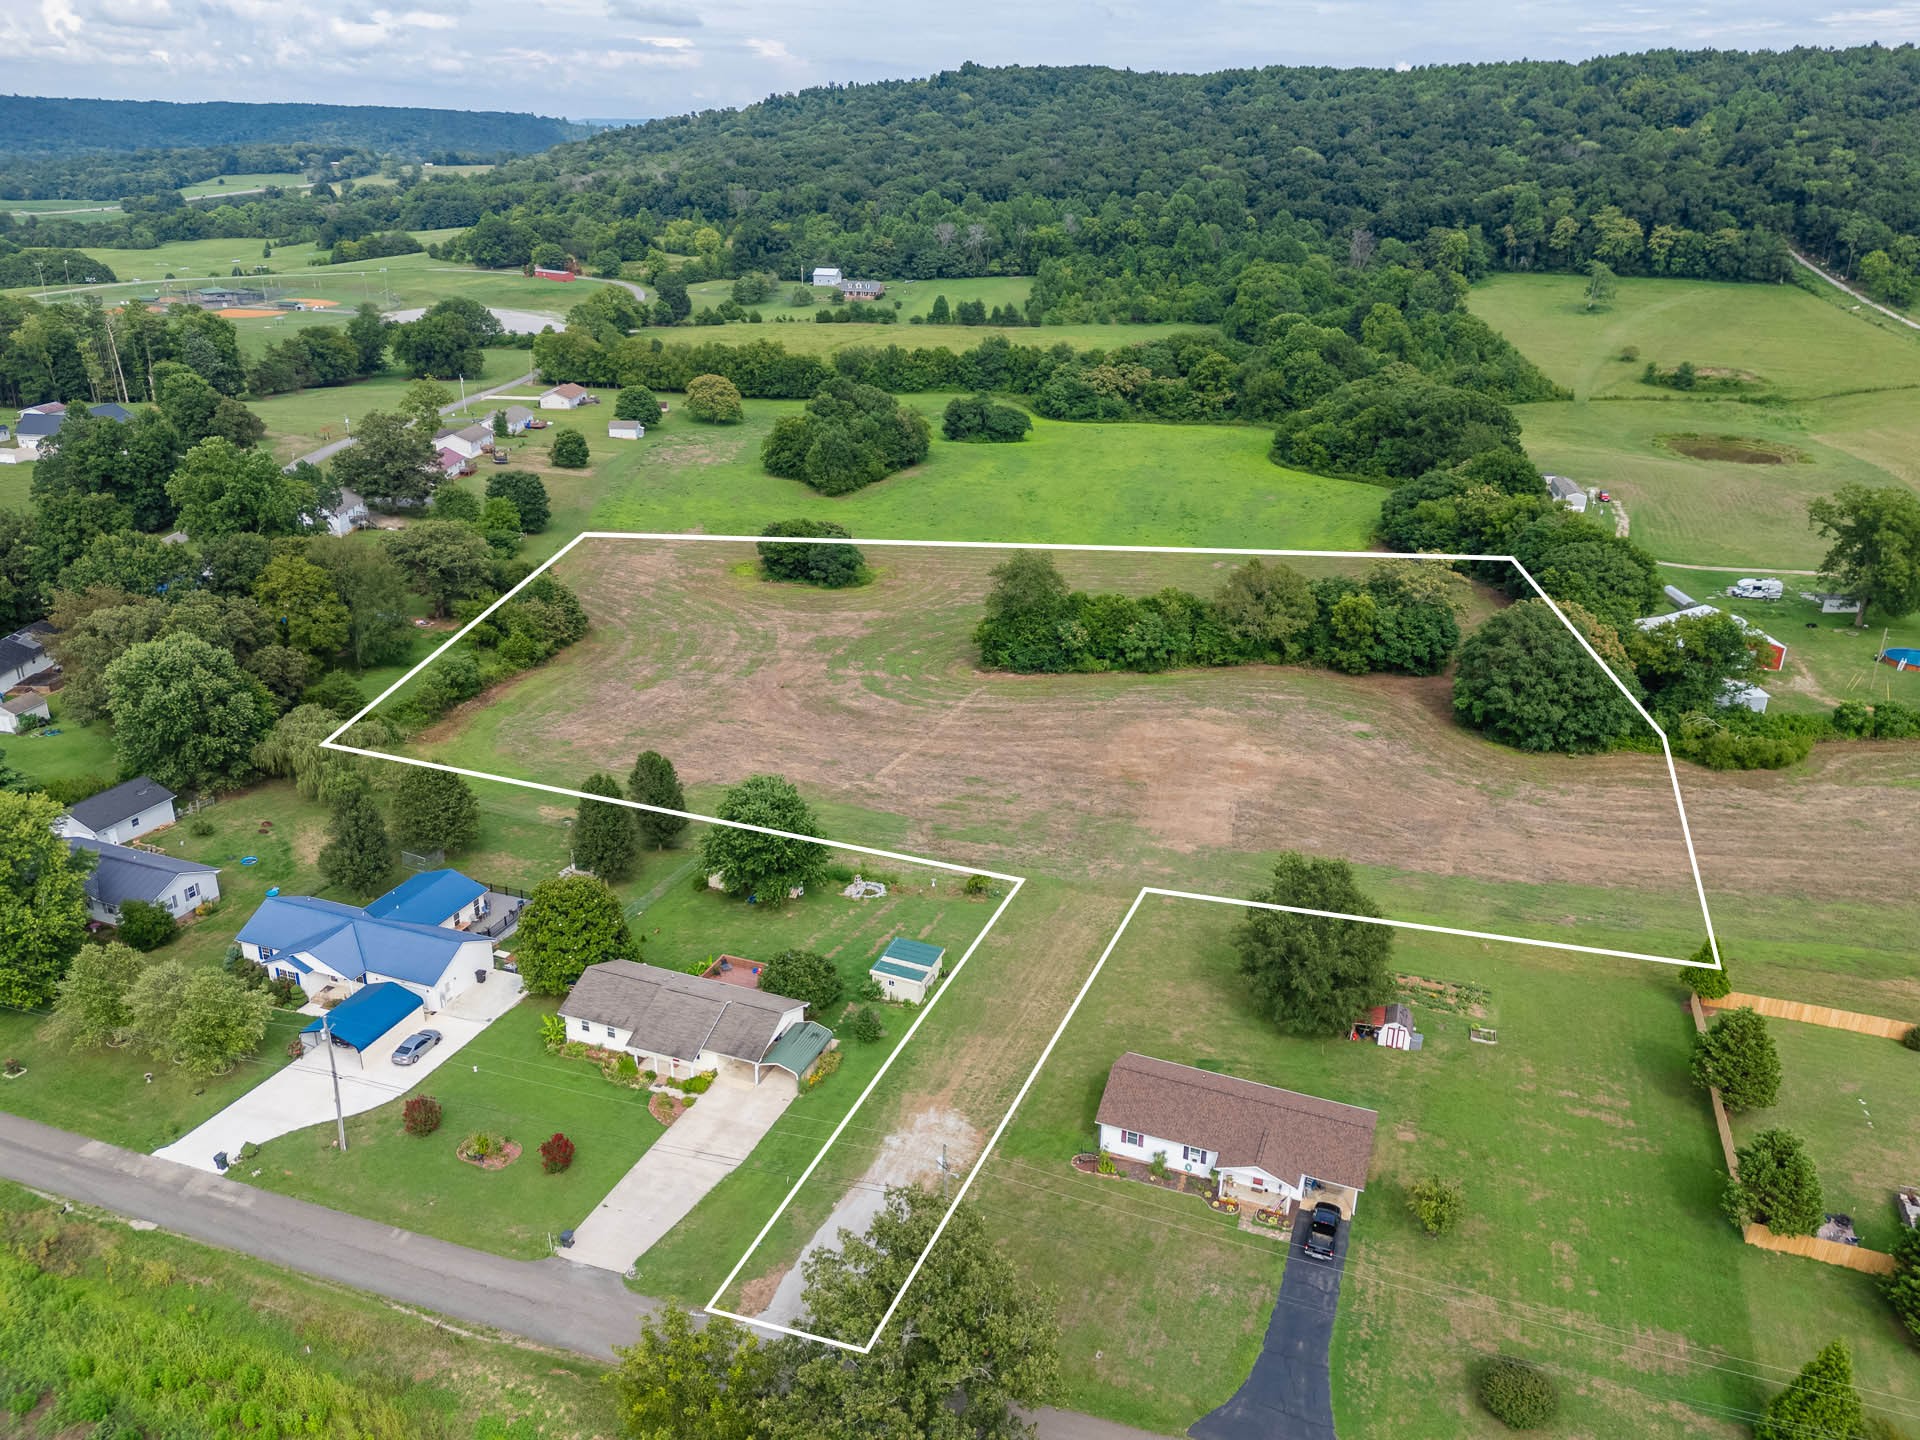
xmin=939 ymin=1143 xmax=952 ymax=1202
xmin=322 ymin=1013 xmax=348 ymax=1152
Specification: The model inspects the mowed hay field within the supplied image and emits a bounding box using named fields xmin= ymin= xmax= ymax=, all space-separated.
xmin=1468 ymin=274 xmax=1920 ymax=566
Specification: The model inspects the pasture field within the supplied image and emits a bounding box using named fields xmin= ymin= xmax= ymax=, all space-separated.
xmin=0 ymin=199 xmax=124 ymax=221
xmin=1728 ymin=1018 xmax=1920 ymax=1254
xmin=492 ymin=392 xmax=1385 ymax=548
xmin=178 ymin=171 xmax=312 ymax=198
xmin=247 ymin=345 xmax=534 ymax=459
xmin=377 ymin=536 xmax=1920 ymax=1433
xmin=657 ymin=314 xmax=1196 ymax=358
xmin=1468 ymin=274 xmax=1920 ymax=566
xmin=0 ymin=1180 xmax=619 ymax=1437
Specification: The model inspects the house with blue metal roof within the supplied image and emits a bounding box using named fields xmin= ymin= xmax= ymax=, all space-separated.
xmin=237 ymin=891 xmax=495 ymax=1014
xmin=364 ymin=869 xmax=488 ymax=929
xmin=870 ymin=936 xmax=946 ymax=1005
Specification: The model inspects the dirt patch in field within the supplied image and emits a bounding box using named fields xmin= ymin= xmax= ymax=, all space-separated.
xmin=1658 ymin=433 xmax=1806 ymax=464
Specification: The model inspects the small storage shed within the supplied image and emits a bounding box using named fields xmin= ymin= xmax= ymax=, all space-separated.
xmin=870 ymin=936 xmax=945 ymax=1005
xmin=608 ymin=418 xmax=645 ymax=440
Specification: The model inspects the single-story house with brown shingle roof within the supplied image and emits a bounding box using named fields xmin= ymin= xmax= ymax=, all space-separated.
xmin=1095 ymin=1052 xmax=1378 ymax=1214
xmin=558 ymin=960 xmax=830 ymax=1085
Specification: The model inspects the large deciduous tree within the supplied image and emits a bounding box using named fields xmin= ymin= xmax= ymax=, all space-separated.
xmin=1689 ymin=1006 xmax=1781 ymax=1111
xmin=770 ymin=1189 xmax=1059 ymax=1439
xmin=757 ymin=519 xmax=865 ymax=588
xmin=1808 ymin=484 xmax=1920 ymax=628
xmin=330 ymin=409 xmax=437 ymax=508
xmin=627 ymin=750 xmax=688 ymax=848
xmin=1213 ymin=559 xmax=1316 ymax=661
xmin=698 ymin=774 xmax=829 ymax=903
xmin=166 ymin=437 xmax=315 ymax=537
xmin=514 ymin=874 xmax=634 ymax=995
xmin=390 ymin=766 xmax=480 ymax=856
xmin=385 ymin=521 xmax=493 ymax=617
xmin=125 ymin=960 xmax=272 ymax=1076
xmin=684 ymin=373 xmax=743 ymax=423
xmin=609 ymin=1307 xmax=775 ymax=1440
xmin=1234 ymin=851 xmax=1394 ymax=1036
xmin=1452 ymin=599 xmax=1639 ymax=753
xmin=48 ymin=941 xmax=145 ymax=1049
xmin=252 ymin=550 xmax=350 ymax=659
xmin=1725 ymin=1128 xmax=1823 ymax=1236
xmin=0 ymin=791 xmax=94 ymax=1008
xmin=104 ymin=632 xmax=270 ymax=791
xmin=758 ymin=948 xmax=842 ymax=1018
xmin=485 ymin=470 xmax=551 ymax=532
xmin=573 ymin=771 xmax=639 ymax=880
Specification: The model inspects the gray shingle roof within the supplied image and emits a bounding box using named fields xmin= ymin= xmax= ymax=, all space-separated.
xmin=0 ymin=635 xmax=43 ymax=675
xmin=1096 ymin=1053 xmax=1377 ymax=1190
xmin=562 ymin=960 xmax=803 ymax=1064
xmin=17 ymin=413 xmax=62 ymax=438
xmin=65 ymin=776 xmax=175 ymax=831
xmin=70 ymin=837 xmax=218 ymax=908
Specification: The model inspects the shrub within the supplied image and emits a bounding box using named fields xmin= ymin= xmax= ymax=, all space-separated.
xmin=539 ymin=1132 xmax=575 ymax=1173
xmin=1725 ymin=1128 xmax=1823 ymax=1235
xmin=1096 ymin=1152 xmax=1116 ymax=1175
xmin=1148 ymin=1151 xmax=1169 ymax=1181
xmin=403 ymin=1095 xmax=442 ymax=1137
xmin=848 ymin=1006 xmax=884 ymax=1044
xmin=189 ymin=816 xmax=216 ymax=838
xmin=538 ymin=1012 xmax=567 ymax=1050
xmin=1887 ymin=1229 xmax=1920 ymax=1340
xmin=462 ymin=1130 xmax=501 ymax=1159
xmin=1477 ymin=1356 xmax=1559 ymax=1429
xmin=856 ymin=976 xmax=883 ymax=1002
xmin=942 ymin=392 xmax=1033 ymax=443
xmin=806 ymin=1049 xmax=842 ymax=1087
xmin=1688 ymin=941 xmax=1732 ymax=999
xmin=616 ymin=1053 xmax=640 ymax=1080
xmin=681 ymin=1071 xmax=715 ymax=1095
xmin=115 ymin=899 xmax=178 ymax=952
xmin=757 ymin=518 xmax=866 ymax=587
xmin=1902 ymin=1024 xmax=1920 ymax=1052
xmin=1408 ymin=1176 xmax=1464 ymax=1236
xmin=963 ymin=873 xmax=992 ymax=896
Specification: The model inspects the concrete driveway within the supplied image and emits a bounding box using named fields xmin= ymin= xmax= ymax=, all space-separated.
xmin=1189 ymin=1214 xmax=1348 ymax=1440
xmin=562 ymin=1069 xmax=795 ymax=1273
xmin=154 ymin=975 xmax=524 ymax=1173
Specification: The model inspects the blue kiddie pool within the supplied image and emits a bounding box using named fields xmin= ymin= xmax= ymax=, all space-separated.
xmin=240 ymin=856 xmax=259 ymax=866
xmin=1879 ymin=647 xmax=1920 ymax=670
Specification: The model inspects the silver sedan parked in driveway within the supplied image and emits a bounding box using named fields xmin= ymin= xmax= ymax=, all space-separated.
xmin=390 ymin=1030 xmax=443 ymax=1066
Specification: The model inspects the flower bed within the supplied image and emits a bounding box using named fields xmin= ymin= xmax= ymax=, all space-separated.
xmin=649 ymin=1093 xmax=687 ymax=1127
xmin=456 ymin=1132 xmax=522 ymax=1170
xmin=1072 ymin=1151 xmax=1214 ymax=1198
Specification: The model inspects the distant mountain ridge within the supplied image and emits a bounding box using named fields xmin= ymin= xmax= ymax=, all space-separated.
xmin=0 ymin=95 xmax=585 ymax=158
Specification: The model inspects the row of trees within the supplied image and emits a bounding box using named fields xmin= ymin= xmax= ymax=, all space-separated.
xmin=975 ymin=551 xmax=1465 ymax=679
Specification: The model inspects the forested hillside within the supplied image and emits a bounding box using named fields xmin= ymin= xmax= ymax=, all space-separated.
xmin=0 ymin=96 xmax=582 ymax=164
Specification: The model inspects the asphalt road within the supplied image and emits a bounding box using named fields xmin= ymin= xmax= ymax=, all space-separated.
xmin=0 ymin=1111 xmax=1171 ymax=1437
xmin=0 ymin=1111 xmax=657 ymax=1356
xmin=1188 ymin=1216 xmax=1346 ymax=1440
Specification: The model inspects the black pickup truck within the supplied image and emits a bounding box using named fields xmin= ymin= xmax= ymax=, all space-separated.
xmin=1303 ymin=1200 xmax=1343 ymax=1261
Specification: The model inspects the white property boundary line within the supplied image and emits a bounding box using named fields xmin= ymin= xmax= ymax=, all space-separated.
xmin=321 ymin=530 xmax=1724 ymax=1353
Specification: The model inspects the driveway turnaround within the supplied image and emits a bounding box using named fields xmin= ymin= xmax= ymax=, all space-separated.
xmin=155 ymin=976 xmax=524 ymax=1173
xmin=1188 ymin=1218 xmax=1346 ymax=1440
xmin=562 ymin=1070 xmax=796 ymax=1273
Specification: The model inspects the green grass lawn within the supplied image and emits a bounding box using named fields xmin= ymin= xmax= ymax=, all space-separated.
xmin=0 ymin=1008 xmax=306 ymax=1153
xmin=248 ymin=346 xmax=534 ymax=459
xmin=1468 ymin=273 xmax=1920 ymax=567
xmin=2 ymin=696 xmax=117 ymax=790
xmin=983 ymin=894 xmax=1920 ymax=1437
xmin=566 ymin=392 xmax=1383 ymax=548
xmin=178 ymin=171 xmax=312 ymax=198
xmin=691 ymin=274 xmax=1036 ymax=323
xmin=1729 ymin=1020 xmax=1920 ymax=1253
xmin=0 ymin=1180 xmax=618 ymax=1437
xmin=238 ymin=1000 xmax=666 ymax=1258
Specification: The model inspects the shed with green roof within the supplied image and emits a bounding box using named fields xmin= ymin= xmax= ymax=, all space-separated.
xmin=870 ymin=936 xmax=945 ymax=1004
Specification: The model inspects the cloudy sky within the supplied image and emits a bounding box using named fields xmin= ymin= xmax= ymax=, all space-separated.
xmin=6 ymin=0 xmax=1920 ymax=122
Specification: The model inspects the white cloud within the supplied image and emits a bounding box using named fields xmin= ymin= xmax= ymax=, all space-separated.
xmin=41 ymin=0 xmax=84 ymax=40
xmin=606 ymin=0 xmax=701 ymax=23
xmin=745 ymin=36 xmax=794 ymax=60
xmin=90 ymin=0 xmax=182 ymax=28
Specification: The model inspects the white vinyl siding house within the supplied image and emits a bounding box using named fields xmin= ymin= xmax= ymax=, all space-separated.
xmin=558 ymin=961 xmax=814 ymax=1085
xmin=69 ymin=838 xmax=220 ymax=926
xmin=810 ymin=267 xmax=843 ymax=287
xmin=54 ymin=777 xmax=178 ymax=845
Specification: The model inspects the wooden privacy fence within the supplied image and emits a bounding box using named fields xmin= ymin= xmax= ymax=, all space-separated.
xmin=1691 ymin=995 xmax=1904 ymax=1277
xmin=1742 ymin=1226 xmax=1899 ymax=1276
xmin=1709 ymin=991 xmax=1915 ymax=1042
